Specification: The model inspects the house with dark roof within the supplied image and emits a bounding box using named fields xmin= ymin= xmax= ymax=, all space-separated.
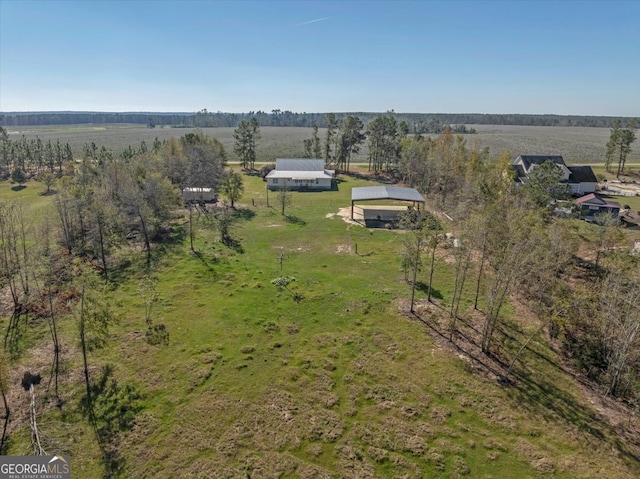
xmin=512 ymin=155 xmax=598 ymax=195
xmin=265 ymin=159 xmax=335 ymax=191
xmin=575 ymin=193 xmax=621 ymax=221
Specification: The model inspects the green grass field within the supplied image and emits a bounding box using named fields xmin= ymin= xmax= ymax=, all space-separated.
xmin=1 ymin=174 xmax=638 ymax=478
xmin=7 ymin=123 xmax=639 ymax=165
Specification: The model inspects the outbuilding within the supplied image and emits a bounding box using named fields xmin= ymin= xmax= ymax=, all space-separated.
xmin=182 ymin=187 xmax=216 ymax=203
xmin=575 ymin=193 xmax=621 ymax=221
xmin=350 ymin=186 xmax=426 ymax=226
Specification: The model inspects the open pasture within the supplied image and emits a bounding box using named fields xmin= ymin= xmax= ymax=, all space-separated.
xmin=7 ymin=123 xmax=638 ymax=164
xmin=469 ymin=124 xmax=640 ymax=164
xmin=5 ymin=125 xmax=313 ymax=163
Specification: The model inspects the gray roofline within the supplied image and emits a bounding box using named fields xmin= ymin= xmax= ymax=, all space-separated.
xmin=351 ymin=186 xmax=425 ymax=203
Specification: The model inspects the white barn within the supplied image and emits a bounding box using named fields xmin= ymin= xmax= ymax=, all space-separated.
xmin=265 ymin=159 xmax=335 ymax=191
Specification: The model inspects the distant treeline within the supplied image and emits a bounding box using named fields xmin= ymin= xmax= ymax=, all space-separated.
xmin=0 ymin=110 xmax=636 ymax=130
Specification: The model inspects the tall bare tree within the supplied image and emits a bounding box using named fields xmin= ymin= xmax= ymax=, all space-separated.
xmin=599 ymin=258 xmax=640 ymax=397
xmin=0 ymin=201 xmax=32 ymax=353
xmin=277 ymin=184 xmax=292 ymax=216
xmin=480 ymin=206 xmax=541 ymax=354
xmin=449 ymin=232 xmax=473 ymax=341
xmin=398 ymin=208 xmax=441 ymax=312
xmin=0 ymin=351 xmax=10 ymax=454
xmin=73 ymin=264 xmax=118 ymax=410
xmin=324 ymin=113 xmax=339 ymax=168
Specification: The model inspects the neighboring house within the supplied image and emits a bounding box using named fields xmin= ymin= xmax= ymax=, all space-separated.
xmin=575 ymin=193 xmax=621 ymax=221
xmin=265 ymin=159 xmax=335 ymax=191
xmin=512 ymin=155 xmax=598 ymax=195
xmin=182 ymin=187 xmax=215 ymax=203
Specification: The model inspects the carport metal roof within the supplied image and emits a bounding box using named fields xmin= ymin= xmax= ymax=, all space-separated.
xmin=351 ymin=186 xmax=425 ymax=203
xmin=350 ymin=186 xmax=425 ymax=220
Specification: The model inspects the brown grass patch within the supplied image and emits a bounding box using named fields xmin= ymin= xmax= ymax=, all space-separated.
xmin=334 ymin=244 xmax=352 ymax=254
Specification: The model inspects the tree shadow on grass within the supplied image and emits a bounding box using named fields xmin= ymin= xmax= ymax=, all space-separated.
xmin=192 ymin=250 xmax=218 ymax=275
xmin=81 ymin=365 xmax=143 ymax=479
xmin=153 ymin=224 xmax=187 ymax=245
xmin=417 ymin=307 xmax=640 ymax=469
xmin=10 ymin=185 xmax=26 ymax=191
xmin=3 ymin=311 xmax=26 ymax=360
xmin=233 ymin=207 xmax=256 ymax=221
xmin=284 ymin=214 xmax=306 ymax=225
xmin=508 ymin=372 xmax=640 ymax=466
xmin=457 ymin=316 xmax=640 ymax=463
xmin=222 ymin=236 xmax=245 ymax=253
xmin=414 ymin=281 xmax=443 ymax=300
xmin=412 ymin=311 xmax=506 ymax=378
xmin=148 ymin=225 xmax=188 ymax=263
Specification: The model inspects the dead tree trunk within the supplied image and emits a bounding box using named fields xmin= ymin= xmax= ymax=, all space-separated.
xmin=450 ymin=247 xmax=472 ymax=341
xmin=474 ymin=231 xmax=488 ymax=310
xmin=427 ymin=235 xmax=439 ymax=303
xmin=410 ymin=239 xmax=421 ymax=313
xmin=0 ymin=375 xmax=9 ymax=454
xmin=21 ymin=372 xmax=44 ymax=456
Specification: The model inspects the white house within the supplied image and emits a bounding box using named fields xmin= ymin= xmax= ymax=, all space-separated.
xmin=512 ymin=155 xmax=598 ymax=195
xmin=265 ymin=159 xmax=335 ymax=191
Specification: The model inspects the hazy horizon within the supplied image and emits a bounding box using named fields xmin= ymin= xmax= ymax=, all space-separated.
xmin=0 ymin=110 xmax=636 ymax=119
xmin=1 ymin=1 xmax=639 ymax=117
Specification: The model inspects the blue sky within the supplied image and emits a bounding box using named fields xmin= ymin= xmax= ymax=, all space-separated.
xmin=1 ymin=0 xmax=639 ymax=115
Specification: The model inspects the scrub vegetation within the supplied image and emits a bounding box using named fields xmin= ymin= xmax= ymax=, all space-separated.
xmin=0 ymin=119 xmax=638 ymax=478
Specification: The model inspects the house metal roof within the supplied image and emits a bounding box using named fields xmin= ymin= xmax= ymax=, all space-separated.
xmin=351 ymin=186 xmax=425 ymax=203
xmin=183 ymin=187 xmax=213 ymax=192
xmin=275 ymin=159 xmax=324 ymax=171
xmin=266 ymin=170 xmax=333 ymax=179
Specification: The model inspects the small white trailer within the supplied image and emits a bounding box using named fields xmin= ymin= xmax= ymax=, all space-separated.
xmin=182 ymin=187 xmax=216 ymax=203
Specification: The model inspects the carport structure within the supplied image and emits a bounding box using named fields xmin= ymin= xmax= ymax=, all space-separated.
xmin=350 ymin=186 xmax=426 ymax=221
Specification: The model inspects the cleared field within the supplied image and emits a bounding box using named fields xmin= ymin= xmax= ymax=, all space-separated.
xmin=7 ymin=123 xmax=638 ymax=165
xmin=5 ymin=125 xmax=313 ymax=163
xmin=469 ymin=124 xmax=640 ymax=164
